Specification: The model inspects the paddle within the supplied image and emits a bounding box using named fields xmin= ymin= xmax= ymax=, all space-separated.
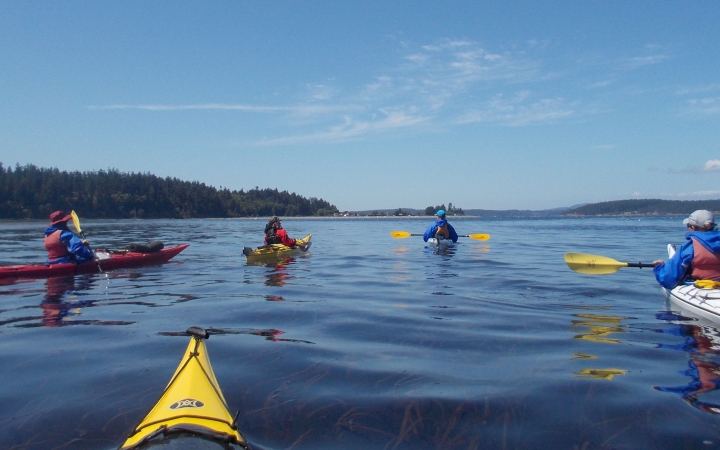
xmin=71 ymin=210 xmax=103 ymax=273
xmin=70 ymin=210 xmax=86 ymax=240
xmin=564 ymin=252 xmax=656 ymax=275
xmin=390 ymin=231 xmax=490 ymax=241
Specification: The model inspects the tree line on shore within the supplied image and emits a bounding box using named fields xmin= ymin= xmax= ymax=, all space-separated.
xmin=0 ymin=163 xmax=339 ymax=219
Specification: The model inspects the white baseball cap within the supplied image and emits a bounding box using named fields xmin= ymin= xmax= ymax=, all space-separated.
xmin=683 ymin=210 xmax=715 ymax=227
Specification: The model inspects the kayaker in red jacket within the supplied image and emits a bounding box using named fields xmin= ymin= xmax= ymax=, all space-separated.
xmin=44 ymin=210 xmax=95 ymax=264
xmin=652 ymin=209 xmax=720 ymax=288
xmin=264 ymin=217 xmax=296 ymax=246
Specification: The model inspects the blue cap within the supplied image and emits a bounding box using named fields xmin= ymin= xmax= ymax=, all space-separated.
xmin=436 ymin=210 xmax=445 ymax=217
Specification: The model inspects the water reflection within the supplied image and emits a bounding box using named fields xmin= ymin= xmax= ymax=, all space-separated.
xmin=654 ymin=312 xmax=720 ymax=414
xmin=389 ymin=260 xmax=412 ymax=282
xmin=264 ymin=257 xmax=295 ymax=287
xmin=392 ymin=246 xmax=409 ymax=255
xmin=469 ymin=244 xmax=491 ymax=256
xmin=245 ymin=255 xmax=299 ymax=287
xmin=41 ymin=276 xmax=92 ymax=327
xmin=0 ymin=275 xmax=134 ymax=328
xmin=424 ymin=243 xmax=456 ymax=257
xmin=167 ymin=327 xmax=316 ymax=344
xmin=570 ymin=312 xmax=628 ymax=380
xmin=571 ymin=313 xmax=627 ymax=344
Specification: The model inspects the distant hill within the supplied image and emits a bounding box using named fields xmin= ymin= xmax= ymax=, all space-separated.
xmin=564 ymin=199 xmax=720 ymax=216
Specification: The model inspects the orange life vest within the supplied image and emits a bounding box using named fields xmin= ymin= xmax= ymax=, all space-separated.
xmin=45 ymin=230 xmax=70 ymax=262
xmin=690 ymin=238 xmax=720 ymax=281
xmin=436 ymin=224 xmax=450 ymax=239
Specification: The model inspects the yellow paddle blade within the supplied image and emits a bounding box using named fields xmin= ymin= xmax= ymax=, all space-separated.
xmin=391 ymin=231 xmax=411 ymax=238
xmin=70 ymin=210 xmax=82 ymax=233
xmin=467 ymin=233 xmax=490 ymax=241
xmin=564 ymin=253 xmax=628 ymax=275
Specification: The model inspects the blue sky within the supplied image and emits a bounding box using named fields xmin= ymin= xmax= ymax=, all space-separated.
xmin=1 ymin=1 xmax=718 ymax=211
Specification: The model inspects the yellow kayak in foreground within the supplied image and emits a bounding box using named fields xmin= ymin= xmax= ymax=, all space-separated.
xmin=242 ymin=234 xmax=312 ymax=261
xmin=119 ymin=327 xmax=248 ymax=449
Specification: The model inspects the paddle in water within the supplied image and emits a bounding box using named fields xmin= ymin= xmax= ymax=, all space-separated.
xmin=564 ymin=252 xmax=657 ymax=275
xmin=391 ymin=231 xmax=490 ymax=241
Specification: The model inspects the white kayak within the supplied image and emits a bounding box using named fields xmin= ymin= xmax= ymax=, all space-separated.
xmin=662 ymin=244 xmax=720 ymax=323
xmin=426 ymin=237 xmax=455 ymax=248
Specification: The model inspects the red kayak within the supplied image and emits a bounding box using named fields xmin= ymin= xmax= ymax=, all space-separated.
xmin=0 ymin=244 xmax=189 ymax=279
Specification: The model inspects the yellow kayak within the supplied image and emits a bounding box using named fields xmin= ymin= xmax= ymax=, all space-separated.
xmin=242 ymin=234 xmax=312 ymax=261
xmin=119 ymin=327 xmax=248 ymax=449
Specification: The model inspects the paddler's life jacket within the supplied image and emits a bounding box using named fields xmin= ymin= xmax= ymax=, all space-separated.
xmin=690 ymin=238 xmax=720 ymax=281
xmin=436 ymin=223 xmax=450 ymax=239
xmin=45 ymin=230 xmax=71 ymax=262
xmin=265 ymin=228 xmax=282 ymax=245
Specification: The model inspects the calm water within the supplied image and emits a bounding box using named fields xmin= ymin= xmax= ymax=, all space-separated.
xmin=1 ymin=217 xmax=719 ymax=450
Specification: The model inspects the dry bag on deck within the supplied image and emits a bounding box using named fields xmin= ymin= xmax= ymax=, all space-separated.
xmin=127 ymin=241 xmax=164 ymax=253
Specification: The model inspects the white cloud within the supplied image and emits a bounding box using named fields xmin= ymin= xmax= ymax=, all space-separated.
xmin=456 ymin=92 xmax=577 ymax=126
xmin=87 ymin=103 xmax=289 ymax=112
xmin=255 ymin=111 xmax=429 ymax=146
xmin=676 ymin=84 xmax=720 ymax=96
xmin=88 ymin=38 xmax=598 ymax=143
xmin=87 ymin=103 xmax=361 ymax=117
xmin=669 ymin=159 xmax=720 ymax=173
xmin=623 ymin=54 xmax=671 ymax=70
xmin=587 ymin=79 xmax=616 ymax=89
xmin=304 ymin=83 xmax=338 ymax=101
xmin=702 ymin=160 xmax=720 ymax=171
xmin=685 ymin=97 xmax=720 ymax=115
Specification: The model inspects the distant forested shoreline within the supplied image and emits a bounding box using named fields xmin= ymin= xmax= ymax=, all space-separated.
xmin=0 ymin=163 xmax=339 ymax=219
xmin=563 ymin=199 xmax=720 ymax=216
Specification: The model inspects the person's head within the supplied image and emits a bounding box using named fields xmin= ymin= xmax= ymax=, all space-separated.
xmin=49 ymin=210 xmax=72 ymax=226
xmin=436 ymin=209 xmax=446 ymax=219
xmin=270 ymin=216 xmax=282 ymax=229
xmin=683 ymin=210 xmax=715 ymax=231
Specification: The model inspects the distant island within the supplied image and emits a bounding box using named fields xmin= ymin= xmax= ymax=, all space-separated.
xmin=2 ymin=163 xmax=718 ymax=220
xmin=348 ymin=199 xmax=720 ymax=218
xmin=0 ymin=163 xmax=338 ymax=219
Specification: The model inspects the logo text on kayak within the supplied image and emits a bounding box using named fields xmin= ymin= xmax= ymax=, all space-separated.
xmin=170 ymin=398 xmax=205 ymax=409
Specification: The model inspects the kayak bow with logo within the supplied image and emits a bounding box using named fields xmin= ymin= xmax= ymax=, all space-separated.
xmin=119 ymin=327 xmax=248 ymax=449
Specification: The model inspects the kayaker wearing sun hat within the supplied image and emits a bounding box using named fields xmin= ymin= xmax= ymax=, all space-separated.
xmin=423 ymin=209 xmax=458 ymax=243
xmin=264 ymin=216 xmax=297 ymax=247
xmin=44 ymin=210 xmax=95 ymax=264
xmin=653 ymin=210 xmax=720 ymax=288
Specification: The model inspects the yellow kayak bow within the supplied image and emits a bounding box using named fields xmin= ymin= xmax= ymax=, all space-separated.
xmin=119 ymin=327 xmax=248 ymax=449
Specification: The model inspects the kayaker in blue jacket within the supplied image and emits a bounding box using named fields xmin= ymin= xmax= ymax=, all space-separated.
xmin=653 ymin=210 xmax=720 ymax=289
xmin=44 ymin=210 xmax=95 ymax=264
xmin=423 ymin=209 xmax=458 ymax=243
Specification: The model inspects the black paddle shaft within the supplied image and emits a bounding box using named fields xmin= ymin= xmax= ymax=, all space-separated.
xmin=627 ymin=262 xmax=655 ymax=268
